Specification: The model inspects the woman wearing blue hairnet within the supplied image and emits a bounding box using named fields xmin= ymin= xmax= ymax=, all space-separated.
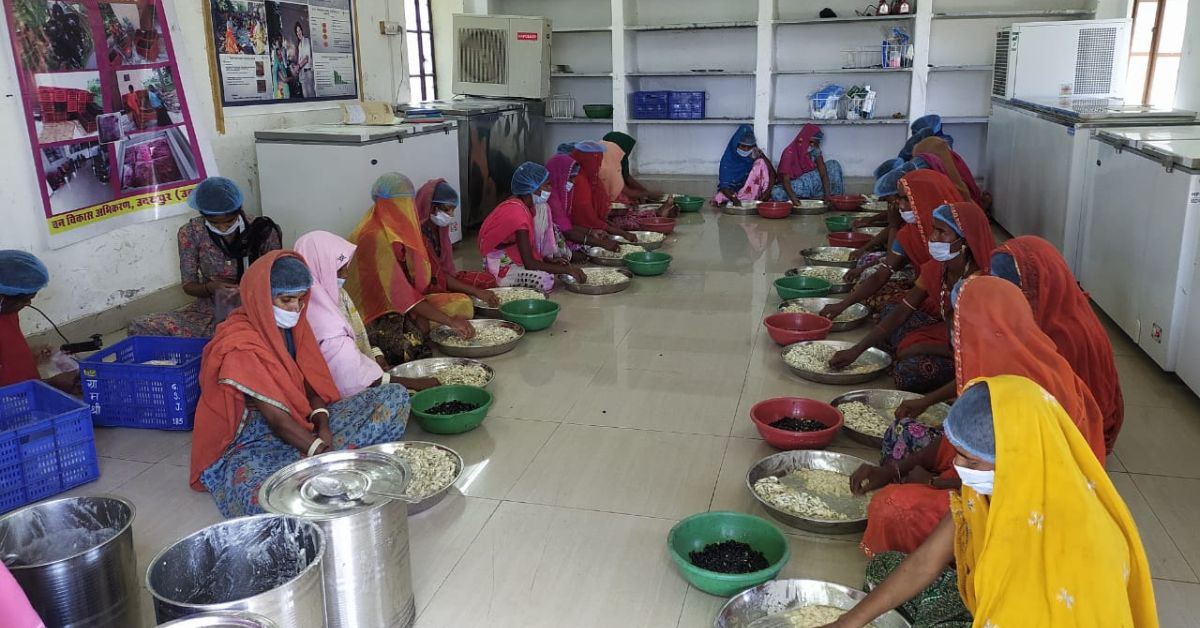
xmin=0 ymin=250 xmax=80 ymax=394
xmin=129 ymin=176 xmax=282 ymax=337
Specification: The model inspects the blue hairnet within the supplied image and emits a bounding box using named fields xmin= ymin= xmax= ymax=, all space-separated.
xmin=188 ymin=177 xmax=243 ymax=216
xmin=943 ymin=381 xmax=995 ymax=464
xmin=991 ymin=252 xmax=1021 ymax=287
xmin=572 ymin=140 xmax=605 ymax=153
xmin=874 ymin=158 xmax=904 ymax=180
xmin=0 ymin=250 xmax=49 ymax=296
xmin=899 ymin=128 xmax=933 ymax=161
xmin=556 ymin=142 xmax=577 ymax=154
xmin=270 ymin=256 xmax=312 ymax=297
xmin=911 ymin=114 xmax=943 ymax=136
xmin=874 ymin=166 xmax=907 ymax=197
xmin=908 ymin=155 xmax=929 ymax=170
xmin=371 ymin=173 xmax=415 ymax=201
xmin=932 ymin=204 xmax=963 ymax=237
xmin=511 ymin=161 xmax=550 ymax=196
xmin=432 ymin=182 xmax=459 ymax=206
xmin=738 ymin=127 xmax=758 ymax=147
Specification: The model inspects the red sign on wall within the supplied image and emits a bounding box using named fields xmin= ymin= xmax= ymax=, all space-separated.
xmin=516 ymin=31 xmax=539 ymax=41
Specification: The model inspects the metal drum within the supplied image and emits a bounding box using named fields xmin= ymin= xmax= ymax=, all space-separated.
xmin=157 ymin=612 xmax=279 ymax=627
xmin=0 ymin=495 xmax=142 ymax=628
xmin=259 ymin=450 xmax=416 ymax=628
xmin=146 ymin=515 xmax=326 ymax=627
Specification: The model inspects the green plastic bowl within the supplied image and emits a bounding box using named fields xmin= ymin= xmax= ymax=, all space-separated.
xmin=582 ymin=104 xmax=614 ymax=119
xmin=675 ymin=195 xmax=705 ymax=212
xmin=667 ymin=511 xmax=791 ymax=596
xmin=410 ymin=385 xmax=493 ymax=434
xmin=499 ymin=298 xmax=560 ymax=331
xmin=774 ymin=275 xmax=831 ymax=299
xmin=824 ymin=215 xmax=853 ymax=232
xmin=624 ymin=251 xmax=672 ymax=276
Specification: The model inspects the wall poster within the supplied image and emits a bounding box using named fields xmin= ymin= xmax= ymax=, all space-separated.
xmin=207 ymin=0 xmax=359 ymax=107
xmin=3 ymin=0 xmax=214 ymax=248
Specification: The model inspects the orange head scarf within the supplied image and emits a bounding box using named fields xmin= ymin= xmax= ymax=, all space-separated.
xmin=913 ymin=136 xmax=970 ymax=202
xmin=190 ymin=250 xmax=341 ymax=490
xmin=569 ymin=149 xmax=608 ymax=230
xmin=994 ymin=236 xmax=1125 ymax=452
xmin=896 ymin=170 xmax=964 ymax=268
xmin=952 ymin=275 xmax=1106 ymax=462
xmin=345 ymin=173 xmax=436 ymax=323
xmin=599 ymin=140 xmax=626 ymax=200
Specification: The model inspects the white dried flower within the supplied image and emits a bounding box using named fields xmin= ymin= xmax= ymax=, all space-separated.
xmin=434 ymin=364 xmax=491 ymax=387
xmin=583 ymin=269 xmax=630 ymax=286
xmin=441 ymin=326 xmax=520 ymax=347
xmin=808 ymin=249 xmax=852 ymax=262
xmin=784 ymin=343 xmax=877 ymax=374
xmin=495 ymin=289 xmax=546 ymax=305
xmin=394 ymin=446 xmax=458 ymax=499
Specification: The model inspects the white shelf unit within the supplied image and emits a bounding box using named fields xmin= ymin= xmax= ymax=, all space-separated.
xmin=469 ymin=0 xmax=1100 ymax=178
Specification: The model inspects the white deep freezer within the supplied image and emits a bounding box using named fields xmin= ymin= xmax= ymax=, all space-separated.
xmin=255 ymin=122 xmax=462 ymax=246
xmin=1079 ymin=126 xmax=1200 ymax=377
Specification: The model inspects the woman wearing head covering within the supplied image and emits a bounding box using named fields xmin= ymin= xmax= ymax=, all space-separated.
xmin=293 ymin=231 xmax=440 ymax=396
xmin=345 ymin=173 xmax=478 ymax=366
xmin=770 ymin=123 xmax=845 ymax=204
xmin=190 ymin=252 xmax=411 ymax=518
xmin=825 ymin=376 xmax=1155 ymax=628
xmin=712 ymin=124 xmax=775 ymax=207
xmin=854 ymin=275 xmax=1108 ymax=559
xmin=913 ymin=136 xmax=983 ymax=207
xmin=831 ymin=201 xmax=993 ymax=393
xmin=479 ymin=161 xmax=586 ymax=291
xmin=0 ymin=250 xmax=79 ymax=394
xmin=602 ymin=131 xmax=659 ymax=203
xmin=129 ymin=176 xmax=282 ymax=337
xmin=568 ymin=142 xmax=638 ymax=243
xmin=992 ymin=236 xmax=1124 ymax=453
xmin=413 ymin=178 xmax=500 ymax=294
xmin=546 ymin=153 xmax=614 ymax=256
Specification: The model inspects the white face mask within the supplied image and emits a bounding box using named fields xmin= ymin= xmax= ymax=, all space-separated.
xmin=565 ymin=182 xmax=574 ymax=192
xmin=535 ymin=190 xmax=551 ymax=204
xmin=900 ymin=210 xmax=917 ymax=224
xmin=273 ymin=305 xmax=302 ymax=329
xmin=736 ymin=148 xmax=754 ymax=158
xmin=430 ymin=211 xmax=454 ymax=227
xmin=928 ymin=240 xmax=961 ymax=262
xmin=205 ymin=215 xmax=244 ymax=237
xmin=954 ymin=464 xmax=995 ymax=495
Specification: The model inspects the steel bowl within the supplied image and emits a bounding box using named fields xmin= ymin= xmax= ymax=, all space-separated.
xmin=614 ymin=231 xmax=665 ymax=251
xmin=388 ymin=357 xmax=495 ymax=388
xmin=781 ymin=340 xmax=892 ymax=386
xmin=785 ymin=266 xmax=851 ymax=294
xmin=472 ymin=288 xmax=547 ymax=319
xmin=714 ymin=579 xmax=912 ymax=628
xmin=430 ymin=319 xmax=525 ymax=358
xmin=792 ymin=199 xmax=829 ymax=215
xmin=855 ymin=226 xmax=886 ymax=236
xmin=584 ymin=245 xmax=630 ymax=267
xmin=829 ymin=389 xmax=952 ymax=449
xmin=860 ymin=200 xmax=890 ymax=212
xmin=746 ymin=450 xmax=872 ymax=534
xmin=799 ymin=246 xmax=857 ymax=269
xmin=560 ymin=267 xmax=633 ymax=295
xmin=723 ymin=200 xmax=759 ymax=216
xmin=360 ymin=441 xmax=465 ymax=515
xmin=777 ymin=298 xmax=870 ymax=332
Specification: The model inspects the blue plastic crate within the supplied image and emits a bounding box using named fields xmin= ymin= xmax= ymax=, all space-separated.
xmin=631 ymin=91 xmax=670 ymax=119
xmin=80 ymin=336 xmax=208 ymax=431
xmin=668 ymin=91 xmax=706 ymax=120
xmin=0 ymin=380 xmax=99 ymax=513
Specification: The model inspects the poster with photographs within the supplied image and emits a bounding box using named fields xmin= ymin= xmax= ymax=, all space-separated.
xmin=3 ymin=0 xmax=212 ymax=248
xmin=209 ymin=0 xmax=359 ymax=106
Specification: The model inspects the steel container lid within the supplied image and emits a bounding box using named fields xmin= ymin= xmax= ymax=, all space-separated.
xmin=258 ymin=450 xmax=411 ymax=520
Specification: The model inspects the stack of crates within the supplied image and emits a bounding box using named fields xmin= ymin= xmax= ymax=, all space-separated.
xmin=632 ymin=91 xmax=707 ymax=120
xmin=81 ymin=336 xmax=208 ymax=431
xmin=0 ymin=380 xmax=99 ymax=513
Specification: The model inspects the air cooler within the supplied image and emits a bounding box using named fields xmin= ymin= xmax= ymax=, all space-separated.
xmin=993 ymin=19 xmax=1131 ymax=101
xmin=453 ymin=14 xmax=551 ymax=99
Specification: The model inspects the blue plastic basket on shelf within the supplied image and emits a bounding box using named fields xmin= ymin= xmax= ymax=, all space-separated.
xmin=0 ymin=380 xmax=99 ymax=513
xmin=631 ymin=91 xmax=670 ymax=119
xmin=668 ymin=91 xmax=706 ymax=120
xmin=80 ymin=336 xmax=209 ymax=431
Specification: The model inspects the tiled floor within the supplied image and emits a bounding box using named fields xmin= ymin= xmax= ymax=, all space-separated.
xmin=59 ymin=207 xmax=1200 ymax=627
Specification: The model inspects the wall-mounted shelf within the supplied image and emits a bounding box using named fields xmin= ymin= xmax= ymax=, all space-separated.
xmin=933 ymin=9 xmax=1093 ymax=20
xmin=774 ymin=14 xmax=914 ymax=26
xmin=927 ymin=65 xmax=993 ymax=73
xmin=626 ymin=71 xmax=756 ymax=77
xmin=552 ymin=26 xmax=612 ymax=33
xmin=551 ymin=73 xmax=614 ymax=78
xmin=770 ymin=117 xmax=909 ymax=126
xmin=546 ymin=117 xmax=615 ymax=125
xmin=628 ymin=118 xmax=754 ymax=125
xmin=941 ymin=116 xmax=990 ymax=124
xmin=626 ymin=21 xmax=757 ymax=32
xmin=774 ymin=68 xmax=913 ymax=76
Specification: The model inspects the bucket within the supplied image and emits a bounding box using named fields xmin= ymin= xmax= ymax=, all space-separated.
xmin=146 ymin=515 xmax=325 ymax=627
xmin=158 ymin=612 xmax=279 ymax=627
xmin=0 ymin=495 xmax=142 ymax=628
xmin=259 ymin=450 xmax=416 ymax=628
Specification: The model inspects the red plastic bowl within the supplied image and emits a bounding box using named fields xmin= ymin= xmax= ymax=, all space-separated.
xmin=827 ymin=232 xmax=871 ymax=248
xmin=829 ymin=194 xmax=865 ymax=211
xmin=639 ymin=217 xmax=677 ymax=234
xmin=750 ymin=397 xmax=844 ymax=450
xmin=757 ymin=201 xmax=792 ymax=219
xmin=762 ymin=312 xmax=833 ymax=345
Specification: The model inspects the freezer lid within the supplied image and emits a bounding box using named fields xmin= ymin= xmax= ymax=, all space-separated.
xmin=1138 ymin=139 xmax=1200 ymax=170
xmin=403 ymin=97 xmax=531 ymax=115
xmin=1009 ymin=97 xmax=1196 ymax=123
xmin=254 ymin=121 xmax=456 ymax=144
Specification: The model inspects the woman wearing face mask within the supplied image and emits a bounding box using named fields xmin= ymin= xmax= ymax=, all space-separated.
xmin=830 ymin=201 xmax=993 ymax=393
xmin=712 ymin=124 xmax=776 ymax=207
xmin=129 ymin=176 xmax=281 ymax=337
xmin=819 ymin=375 xmax=1154 ymax=628
xmin=414 ymin=179 xmax=501 ymax=298
xmin=345 ymin=173 xmax=478 ymax=366
xmin=852 ymin=276 xmax=1107 ymax=559
xmin=190 ymin=253 xmax=411 ymax=518
xmin=479 ymin=162 xmax=586 ymax=290
xmin=293 ymin=231 xmax=440 ymax=396
xmin=770 ymin=123 xmax=844 ymax=205
xmin=0 ymin=250 xmax=79 ymax=394
xmin=568 ymin=142 xmax=638 ymax=244
xmin=546 ymin=153 xmax=616 ymax=255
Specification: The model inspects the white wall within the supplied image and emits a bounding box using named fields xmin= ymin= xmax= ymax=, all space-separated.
xmin=1175 ymin=0 xmax=1200 ymax=111
xmin=0 ymin=0 xmax=409 ymax=334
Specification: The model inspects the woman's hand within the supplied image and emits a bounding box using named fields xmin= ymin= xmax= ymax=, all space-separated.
xmin=397 ymin=376 xmax=440 ymax=391
xmin=474 ymin=288 xmax=500 ymax=308
xmin=848 ymin=249 xmax=866 ymax=262
xmin=448 ymin=317 xmax=475 ymax=339
xmin=850 ymin=464 xmax=895 ymax=496
xmin=903 ymin=466 xmax=935 ymax=486
xmin=819 ymin=302 xmax=846 ymax=320
xmin=595 ymin=235 xmax=620 ymax=252
xmin=844 ymin=266 xmax=865 ymax=283
xmin=894 ymin=397 xmax=931 ymax=419
xmin=829 ymin=347 xmax=862 ymax=370
xmin=375 ymin=355 xmax=391 ymax=371
xmin=566 ymin=265 xmax=587 ymax=283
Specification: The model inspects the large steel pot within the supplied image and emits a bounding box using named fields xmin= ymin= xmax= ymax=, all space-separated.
xmin=157 ymin=612 xmax=278 ymax=627
xmin=0 ymin=495 xmax=142 ymax=628
xmin=259 ymin=450 xmax=416 ymax=628
xmin=145 ymin=515 xmax=325 ymax=627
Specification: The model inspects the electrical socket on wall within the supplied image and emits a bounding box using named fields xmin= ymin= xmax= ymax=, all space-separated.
xmin=379 ymin=21 xmax=402 ymax=35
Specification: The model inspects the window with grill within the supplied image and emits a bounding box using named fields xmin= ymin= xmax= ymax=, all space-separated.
xmin=406 ymin=0 xmax=436 ymax=102
xmin=1125 ymin=0 xmax=1188 ymax=106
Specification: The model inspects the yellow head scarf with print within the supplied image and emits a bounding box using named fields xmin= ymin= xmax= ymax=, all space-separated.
xmin=950 ymin=375 xmax=1157 ymax=627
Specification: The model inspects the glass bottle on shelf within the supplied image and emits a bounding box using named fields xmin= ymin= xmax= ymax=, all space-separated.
xmin=877 ymin=0 xmax=890 ymax=15
xmin=897 ymin=0 xmax=911 ymax=14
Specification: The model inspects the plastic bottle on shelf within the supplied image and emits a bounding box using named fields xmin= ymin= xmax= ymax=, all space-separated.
xmin=897 ymin=0 xmax=911 ymax=14
xmin=877 ymin=0 xmax=890 ymax=15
